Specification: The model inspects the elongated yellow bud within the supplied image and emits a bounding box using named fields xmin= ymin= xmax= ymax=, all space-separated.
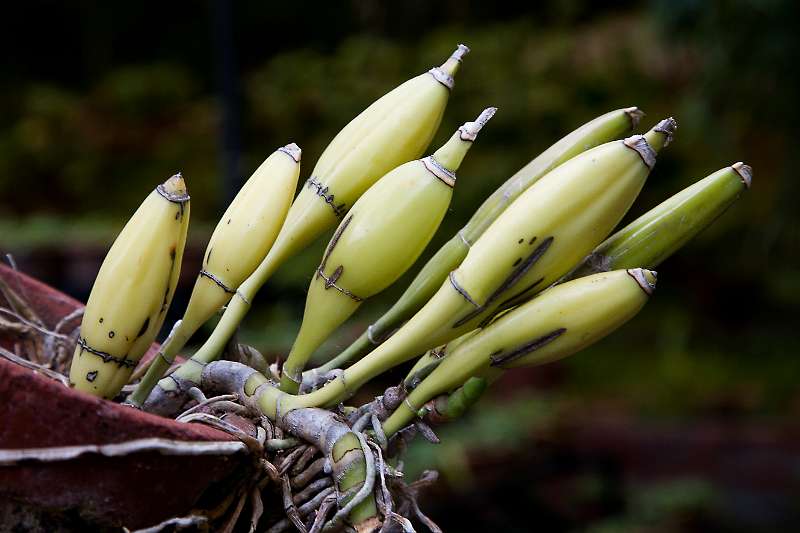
xmin=280 ymin=108 xmax=497 ymax=392
xmin=69 ymin=174 xmax=190 ymax=399
xmin=234 ymin=44 xmax=467 ymax=295
xmin=284 ymin=119 xmax=675 ymax=409
xmin=127 ymin=145 xmax=301 ymax=406
xmin=190 ymin=143 xmax=301 ymax=319
xmin=382 ymin=268 xmax=656 ymax=436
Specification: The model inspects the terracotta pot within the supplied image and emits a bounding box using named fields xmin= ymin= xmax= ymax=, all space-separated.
xmin=0 ymin=264 xmax=249 ymax=530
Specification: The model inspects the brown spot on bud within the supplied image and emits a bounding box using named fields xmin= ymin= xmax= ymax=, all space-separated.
xmin=136 ymin=317 xmax=150 ymax=339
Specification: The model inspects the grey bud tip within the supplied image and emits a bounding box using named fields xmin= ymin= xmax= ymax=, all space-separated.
xmin=627 ymin=268 xmax=657 ymax=296
xmin=279 ymin=142 xmax=302 ymax=162
xmin=731 ymin=162 xmax=752 ymax=189
xmin=459 ymin=107 xmax=497 ymax=141
xmin=623 ymin=134 xmax=657 ymax=170
xmin=653 ymin=117 xmax=678 ymax=147
xmin=624 ymin=107 xmax=645 ymax=129
xmin=452 ymin=43 xmax=470 ymax=61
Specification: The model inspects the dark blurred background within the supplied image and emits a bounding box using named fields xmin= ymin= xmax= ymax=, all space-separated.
xmin=1 ymin=1 xmax=798 ymax=531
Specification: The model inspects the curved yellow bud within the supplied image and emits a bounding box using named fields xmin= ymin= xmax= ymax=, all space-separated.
xmin=182 ymin=143 xmax=301 ymax=335
xmin=69 ymin=174 xmax=190 ymax=399
xmin=239 ymin=44 xmax=468 ymax=294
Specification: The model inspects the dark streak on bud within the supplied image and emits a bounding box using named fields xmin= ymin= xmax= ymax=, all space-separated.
xmin=199 ymin=269 xmax=236 ymax=294
xmin=323 ymin=265 xmax=344 ymax=289
xmin=490 ymin=327 xmax=567 ymax=367
xmin=319 ymin=215 xmax=353 ymax=274
xmin=448 ymin=272 xmax=480 ymax=307
xmin=136 ymin=317 xmax=151 ymax=339
xmin=316 ymin=262 xmax=363 ymax=302
xmin=453 ymin=236 xmax=553 ymax=328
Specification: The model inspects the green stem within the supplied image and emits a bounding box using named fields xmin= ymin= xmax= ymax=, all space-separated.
xmin=159 ymin=237 xmax=290 ymax=388
xmin=127 ymin=320 xmax=193 ymax=406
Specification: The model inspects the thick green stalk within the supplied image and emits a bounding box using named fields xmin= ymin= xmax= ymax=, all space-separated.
xmin=318 ymin=107 xmax=643 ymax=374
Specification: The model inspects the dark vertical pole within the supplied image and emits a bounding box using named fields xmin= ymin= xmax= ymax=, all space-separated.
xmin=211 ymin=0 xmax=243 ymax=210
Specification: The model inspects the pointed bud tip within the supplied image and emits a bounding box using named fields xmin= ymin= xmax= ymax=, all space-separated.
xmin=624 ymin=107 xmax=645 ymax=129
xmin=433 ymin=44 xmax=470 ymax=87
xmin=279 ymin=142 xmax=302 ymax=162
xmin=731 ymin=162 xmax=752 ymax=189
xmin=157 ymin=172 xmax=190 ymax=202
xmin=163 ymin=173 xmax=187 ymax=194
xmin=653 ymin=117 xmax=678 ymax=147
xmin=627 ymin=268 xmax=657 ymax=296
xmin=459 ymin=107 xmax=497 ymax=141
xmin=453 ymin=43 xmax=470 ymax=61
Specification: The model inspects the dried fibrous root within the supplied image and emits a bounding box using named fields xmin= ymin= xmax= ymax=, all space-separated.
xmin=267 ymin=486 xmax=338 ymax=533
xmin=0 ymin=274 xmax=79 ymax=373
xmin=177 ymin=412 xmax=263 ymax=455
xmin=175 ymin=393 xmax=240 ymax=420
xmin=190 ymin=361 xmax=449 ymax=531
xmin=248 ymin=485 xmax=264 ymax=533
xmin=308 ymin=494 xmax=338 ymax=533
xmin=291 ymin=457 xmax=327 ymax=489
xmin=221 ymin=489 xmax=249 ymax=533
xmin=389 ymin=471 xmax=443 ymax=533
xmin=126 ymin=514 xmax=208 ymax=533
xmin=0 ymin=346 xmax=70 ymax=387
xmin=292 ymin=445 xmax=320 ymax=475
